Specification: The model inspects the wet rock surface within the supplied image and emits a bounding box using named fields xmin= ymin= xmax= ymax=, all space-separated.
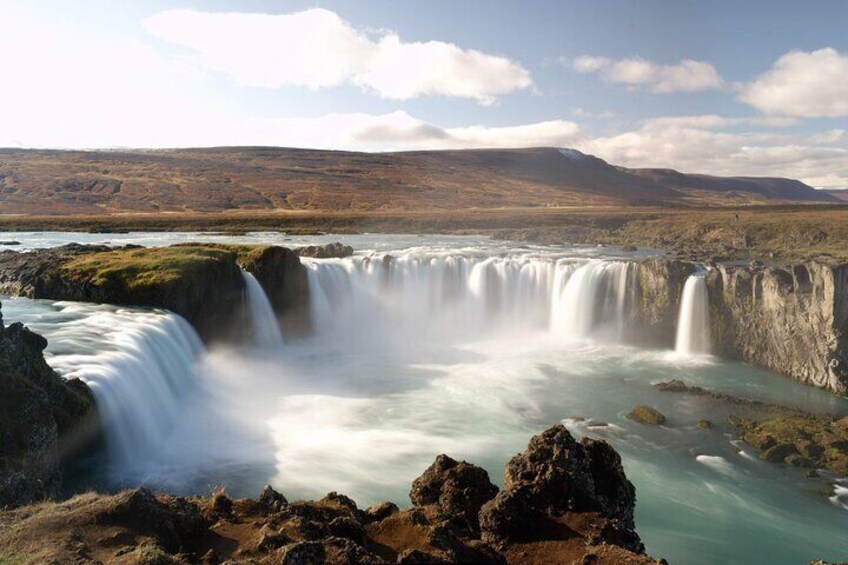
xmin=296 ymin=242 xmax=354 ymax=259
xmin=0 ymin=301 xmax=98 ymax=507
xmin=655 ymin=379 xmax=848 ymax=475
xmin=627 ymin=406 xmax=666 ymax=426
xmin=0 ymin=425 xmax=661 ymax=564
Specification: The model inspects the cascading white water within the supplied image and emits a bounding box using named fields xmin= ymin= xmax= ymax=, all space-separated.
xmin=305 ymin=253 xmax=635 ymax=343
xmin=675 ymin=275 xmax=711 ymax=356
xmin=51 ymin=310 xmax=206 ymax=468
xmin=241 ymin=269 xmax=284 ymax=349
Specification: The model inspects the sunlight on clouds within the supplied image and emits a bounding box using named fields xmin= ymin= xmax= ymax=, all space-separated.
xmin=141 ymin=8 xmax=531 ymax=104
xmin=571 ymin=56 xmax=724 ymax=93
xmin=739 ymin=48 xmax=848 ymax=117
xmin=579 ymin=116 xmax=848 ymax=188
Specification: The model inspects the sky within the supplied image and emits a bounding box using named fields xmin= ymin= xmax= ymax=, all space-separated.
xmin=0 ymin=0 xmax=846 ymax=187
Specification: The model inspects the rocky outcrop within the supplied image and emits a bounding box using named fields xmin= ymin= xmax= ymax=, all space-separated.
xmin=706 ymin=262 xmax=848 ymax=394
xmin=479 ymin=425 xmax=642 ymax=555
xmin=0 ymin=243 xmax=311 ymax=344
xmin=296 ymin=242 xmax=354 ymax=259
xmin=629 ymin=259 xmax=696 ymax=347
xmin=730 ymin=414 xmax=848 ymax=475
xmin=0 ymin=425 xmax=661 ymax=564
xmin=236 ymin=245 xmax=311 ymax=336
xmin=0 ymin=303 xmax=98 ymax=507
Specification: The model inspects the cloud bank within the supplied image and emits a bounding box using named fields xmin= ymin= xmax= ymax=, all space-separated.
xmin=142 ymin=8 xmax=532 ymax=105
xmin=739 ymin=48 xmax=848 ymax=117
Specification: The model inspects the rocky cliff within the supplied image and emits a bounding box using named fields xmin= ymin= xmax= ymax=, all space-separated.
xmin=706 ymin=262 xmax=848 ymax=395
xmin=0 ymin=425 xmax=663 ymax=564
xmin=0 ymin=243 xmax=311 ymax=344
xmin=0 ymin=301 xmax=98 ymax=507
xmin=632 ymin=257 xmax=848 ymax=395
xmin=629 ymin=259 xmax=696 ymax=347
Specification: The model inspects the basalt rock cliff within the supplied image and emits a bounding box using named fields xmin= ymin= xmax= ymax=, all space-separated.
xmin=0 ymin=301 xmax=98 ymax=507
xmin=633 ymin=258 xmax=848 ymax=395
xmin=0 ymin=243 xmax=310 ymax=344
xmin=706 ymin=262 xmax=848 ymax=394
xmin=0 ymin=425 xmax=663 ymax=564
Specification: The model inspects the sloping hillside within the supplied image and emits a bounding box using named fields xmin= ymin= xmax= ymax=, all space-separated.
xmin=0 ymin=146 xmax=834 ymax=215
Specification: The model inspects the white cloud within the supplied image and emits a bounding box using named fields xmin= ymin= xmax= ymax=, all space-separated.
xmin=141 ymin=8 xmax=532 ymax=104
xmin=578 ymin=115 xmax=848 ymax=188
xmin=571 ymin=55 xmax=724 ymax=93
xmin=739 ymin=48 xmax=848 ymax=117
xmin=570 ymin=108 xmax=615 ymax=119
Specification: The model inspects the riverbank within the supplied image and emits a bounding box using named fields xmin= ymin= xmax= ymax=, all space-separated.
xmin=2 ymin=205 xmax=848 ymax=262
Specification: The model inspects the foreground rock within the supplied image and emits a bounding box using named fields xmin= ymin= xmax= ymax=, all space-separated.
xmin=0 ymin=302 xmax=98 ymax=507
xmin=0 ymin=243 xmax=310 ymax=343
xmin=0 ymin=425 xmax=662 ymax=564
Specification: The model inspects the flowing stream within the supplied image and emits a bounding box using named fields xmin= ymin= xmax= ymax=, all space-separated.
xmin=1 ymin=232 xmax=847 ymax=565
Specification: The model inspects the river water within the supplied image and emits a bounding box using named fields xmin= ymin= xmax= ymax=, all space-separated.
xmin=1 ymin=232 xmax=847 ymax=564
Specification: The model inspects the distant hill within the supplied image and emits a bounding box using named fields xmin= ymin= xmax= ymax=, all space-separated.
xmin=0 ymin=146 xmax=836 ymax=215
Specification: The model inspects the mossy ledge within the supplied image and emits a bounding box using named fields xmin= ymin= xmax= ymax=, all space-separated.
xmin=0 ymin=243 xmax=309 ymax=344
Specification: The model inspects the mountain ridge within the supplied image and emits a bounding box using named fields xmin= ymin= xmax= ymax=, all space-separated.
xmin=0 ymin=146 xmax=835 ymax=215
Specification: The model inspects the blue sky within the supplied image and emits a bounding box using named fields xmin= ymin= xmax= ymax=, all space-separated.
xmin=0 ymin=0 xmax=846 ymax=187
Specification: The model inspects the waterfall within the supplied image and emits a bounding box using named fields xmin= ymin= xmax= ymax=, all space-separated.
xmin=57 ymin=312 xmax=206 ymax=469
xmin=241 ymin=269 xmax=284 ymax=349
xmin=675 ymin=275 xmax=711 ymax=356
xmin=304 ymin=254 xmax=635 ymax=343
xmin=550 ymin=261 xmax=633 ymax=340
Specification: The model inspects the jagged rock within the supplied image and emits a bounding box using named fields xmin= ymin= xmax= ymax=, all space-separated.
xmin=0 ymin=311 xmax=98 ymax=507
xmin=409 ymin=454 xmax=499 ymax=533
xmin=479 ymin=425 xmax=640 ymax=552
xmin=0 ymin=425 xmax=656 ymax=564
xmin=627 ymin=405 xmax=666 ymax=426
xmin=397 ymin=548 xmax=451 ymax=564
xmin=259 ymin=484 xmax=288 ymax=512
xmin=256 ymin=525 xmax=291 ymax=551
xmin=296 ymin=242 xmax=354 ymax=259
xmin=328 ymin=516 xmax=366 ymax=544
xmin=364 ymin=501 xmax=399 ymax=523
xmin=278 ymin=541 xmax=325 ymax=565
xmin=323 ymin=536 xmax=381 ymax=564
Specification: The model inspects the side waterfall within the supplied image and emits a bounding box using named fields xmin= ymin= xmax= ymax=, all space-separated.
xmin=675 ymin=275 xmax=711 ymax=356
xmin=241 ymin=269 xmax=285 ymax=349
xmin=56 ymin=311 xmax=206 ymax=468
xmin=304 ymin=254 xmax=635 ymax=342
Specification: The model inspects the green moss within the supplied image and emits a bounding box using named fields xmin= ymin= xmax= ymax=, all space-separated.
xmin=60 ymin=246 xmax=240 ymax=291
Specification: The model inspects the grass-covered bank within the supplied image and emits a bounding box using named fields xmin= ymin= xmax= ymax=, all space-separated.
xmin=2 ymin=204 xmax=848 ymax=262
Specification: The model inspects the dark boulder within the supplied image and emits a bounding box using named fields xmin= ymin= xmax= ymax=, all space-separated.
xmin=479 ymin=425 xmax=641 ymax=552
xmin=410 ymin=454 xmax=499 ymax=534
